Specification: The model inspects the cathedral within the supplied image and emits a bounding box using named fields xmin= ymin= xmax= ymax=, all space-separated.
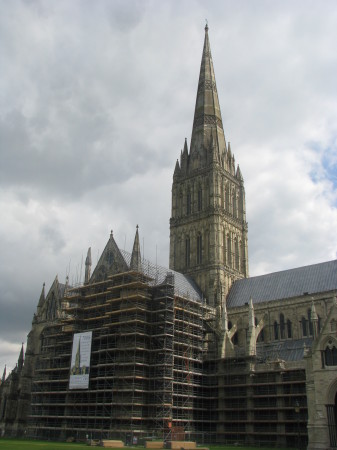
xmin=1 ymin=26 xmax=337 ymax=450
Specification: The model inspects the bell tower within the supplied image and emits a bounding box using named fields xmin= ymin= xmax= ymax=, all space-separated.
xmin=169 ymin=25 xmax=248 ymax=307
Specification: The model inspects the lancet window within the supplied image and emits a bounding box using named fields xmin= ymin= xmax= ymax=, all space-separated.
xmin=198 ymin=186 xmax=202 ymax=211
xmin=186 ymin=190 xmax=191 ymax=215
xmin=324 ymin=345 xmax=337 ymax=366
xmin=185 ymin=236 xmax=190 ymax=268
xmin=197 ymin=233 xmax=202 ymax=264
xmin=280 ymin=314 xmax=285 ymax=339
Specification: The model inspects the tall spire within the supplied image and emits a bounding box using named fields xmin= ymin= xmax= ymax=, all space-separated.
xmin=84 ymin=247 xmax=92 ymax=284
xmin=37 ymin=282 xmax=45 ymax=310
xmin=1 ymin=365 xmax=6 ymax=383
xmin=190 ymin=25 xmax=226 ymax=157
xmin=18 ymin=343 xmax=24 ymax=372
xmin=130 ymin=225 xmax=142 ymax=272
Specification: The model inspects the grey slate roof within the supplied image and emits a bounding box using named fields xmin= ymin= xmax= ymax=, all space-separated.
xmin=227 ymin=259 xmax=337 ymax=308
xmin=256 ymin=337 xmax=313 ymax=362
xmin=120 ymin=249 xmax=203 ymax=302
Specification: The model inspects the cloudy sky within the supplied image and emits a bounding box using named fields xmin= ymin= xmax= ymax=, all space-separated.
xmin=1 ymin=0 xmax=337 ymax=372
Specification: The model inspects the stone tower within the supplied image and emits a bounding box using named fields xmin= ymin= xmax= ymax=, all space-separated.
xmin=169 ymin=25 xmax=248 ymax=307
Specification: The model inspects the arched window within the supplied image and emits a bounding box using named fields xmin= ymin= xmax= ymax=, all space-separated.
xmin=223 ymin=231 xmax=227 ymax=264
xmin=274 ymin=321 xmax=279 ymax=340
xmin=287 ymin=319 xmax=292 ymax=338
xmin=280 ymin=314 xmax=285 ymax=339
xmin=227 ymin=234 xmax=232 ymax=266
xmin=301 ymin=317 xmax=307 ymax=337
xmin=225 ymin=187 xmax=229 ymax=212
xmin=325 ymin=346 xmax=337 ymax=366
xmin=185 ymin=236 xmax=190 ymax=268
xmin=198 ymin=187 xmax=202 ymax=211
xmin=197 ymin=234 xmax=202 ymax=264
xmin=234 ymin=238 xmax=239 ymax=270
xmin=240 ymin=240 xmax=244 ymax=272
xmin=308 ymin=309 xmax=313 ymax=336
xmin=186 ymin=190 xmax=191 ymax=215
xmin=233 ymin=192 xmax=237 ymax=217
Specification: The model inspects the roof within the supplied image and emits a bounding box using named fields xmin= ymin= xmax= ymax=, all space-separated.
xmin=256 ymin=337 xmax=313 ymax=362
xmin=227 ymin=259 xmax=337 ymax=308
xmin=120 ymin=249 xmax=204 ymax=302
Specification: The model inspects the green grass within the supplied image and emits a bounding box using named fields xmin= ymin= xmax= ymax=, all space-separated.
xmin=0 ymin=441 xmax=295 ymax=450
xmin=0 ymin=440 xmax=88 ymax=449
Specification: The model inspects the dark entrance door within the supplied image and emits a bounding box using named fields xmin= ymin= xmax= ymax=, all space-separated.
xmin=326 ymin=393 xmax=337 ymax=448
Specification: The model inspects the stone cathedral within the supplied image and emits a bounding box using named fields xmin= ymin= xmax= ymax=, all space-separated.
xmin=1 ymin=26 xmax=337 ymax=450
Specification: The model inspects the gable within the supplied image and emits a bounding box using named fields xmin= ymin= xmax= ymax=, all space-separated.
xmin=90 ymin=234 xmax=129 ymax=283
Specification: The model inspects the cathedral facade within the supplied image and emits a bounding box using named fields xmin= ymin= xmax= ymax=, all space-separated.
xmin=1 ymin=27 xmax=337 ymax=450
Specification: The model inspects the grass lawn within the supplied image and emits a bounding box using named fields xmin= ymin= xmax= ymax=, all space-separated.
xmin=0 ymin=441 xmax=296 ymax=450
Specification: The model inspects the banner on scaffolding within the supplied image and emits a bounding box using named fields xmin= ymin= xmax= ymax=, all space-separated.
xmin=69 ymin=331 xmax=92 ymax=389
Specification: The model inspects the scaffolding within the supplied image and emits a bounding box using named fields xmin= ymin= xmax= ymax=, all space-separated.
xmin=28 ymin=255 xmax=212 ymax=442
xmin=216 ymin=356 xmax=308 ymax=448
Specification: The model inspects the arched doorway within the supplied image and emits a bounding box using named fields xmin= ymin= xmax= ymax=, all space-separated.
xmin=326 ymin=386 xmax=337 ymax=447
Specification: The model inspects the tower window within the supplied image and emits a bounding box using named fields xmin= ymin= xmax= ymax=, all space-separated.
xmin=187 ymin=191 xmax=191 ymax=215
xmin=227 ymin=234 xmax=231 ymax=266
xmin=185 ymin=236 xmax=190 ymax=268
xmin=233 ymin=192 xmax=237 ymax=217
xmin=225 ymin=188 xmax=229 ymax=212
xmin=198 ymin=188 xmax=202 ymax=211
xmin=234 ymin=238 xmax=239 ymax=270
xmin=197 ymin=234 xmax=202 ymax=264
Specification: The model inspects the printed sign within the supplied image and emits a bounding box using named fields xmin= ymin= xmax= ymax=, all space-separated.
xmin=69 ymin=331 xmax=92 ymax=389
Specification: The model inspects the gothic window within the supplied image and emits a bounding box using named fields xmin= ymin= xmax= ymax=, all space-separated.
xmin=325 ymin=345 xmax=337 ymax=366
xmin=198 ymin=187 xmax=202 ymax=211
xmin=308 ymin=309 xmax=313 ymax=336
xmin=301 ymin=317 xmax=307 ymax=337
xmin=234 ymin=238 xmax=239 ymax=270
xmin=223 ymin=231 xmax=227 ymax=264
xmin=225 ymin=187 xmax=229 ymax=212
xmin=287 ymin=319 xmax=292 ymax=338
xmin=233 ymin=191 xmax=237 ymax=217
xmin=197 ymin=233 xmax=202 ymax=264
xmin=331 ymin=320 xmax=337 ymax=332
xmin=240 ymin=240 xmax=245 ymax=272
xmin=274 ymin=321 xmax=279 ymax=340
xmin=179 ymin=191 xmax=183 ymax=216
xmin=280 ymin=314 xmax=285 ymax=339
xmin=186 ymin=190 xmax=191 ymax=215
xmin=185 ymin=236 xmax=190 ymax=268
xmin=221 ymin=179 xmax=224 ymax=208
xmin=227 ymin=234 xmax=232 ymax=266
